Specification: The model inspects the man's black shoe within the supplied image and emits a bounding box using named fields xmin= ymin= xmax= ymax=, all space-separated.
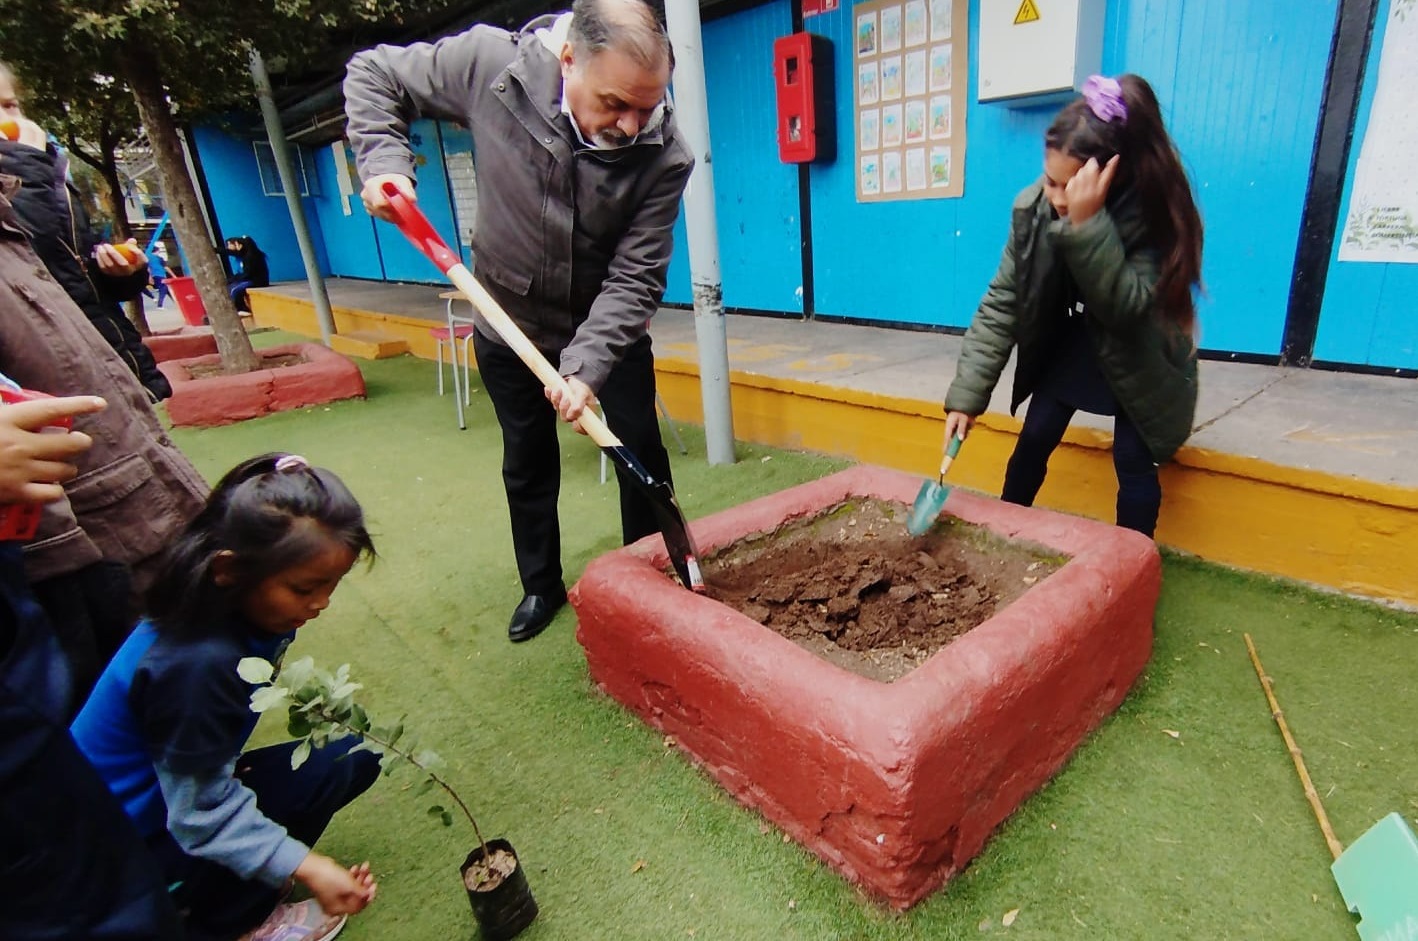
xmin=507 ymin=591 xmax=567 ymax=643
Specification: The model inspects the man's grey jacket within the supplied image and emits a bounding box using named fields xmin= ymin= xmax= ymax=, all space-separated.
xmin=345 ymin=15 xmax=695 ymax=392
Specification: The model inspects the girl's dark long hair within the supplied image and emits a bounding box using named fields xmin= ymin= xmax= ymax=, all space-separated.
xmin=146 ymin=453 xmax=375 ymax=638
xmin=1045 ymin=74 xmax=1204 ymax=332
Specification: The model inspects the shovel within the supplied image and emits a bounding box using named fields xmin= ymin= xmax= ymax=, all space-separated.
xmin=1245 ymin=634 xmax=1418 ymax=938
xmin=380 ymin=182 xmax=705 ymax=594
xmin=906 ymin=433 xmax=963 ymax=536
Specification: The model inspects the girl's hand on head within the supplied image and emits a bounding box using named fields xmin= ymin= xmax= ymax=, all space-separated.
xmin=295 ymin=852 xmax=377 ymax=915
xmin=1063 ymin=155 xmax=1119 ymax=225
xmin=944 ymin=411 xmax=974 ymax=445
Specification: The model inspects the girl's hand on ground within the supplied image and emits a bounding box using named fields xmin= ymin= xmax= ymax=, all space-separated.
xmin=943 ymin=411 xmax=974 ymax=445
xmin=1063 ymin=155 xmax=1119 ymax=224
xmin=295 ymin=852 xmax=377 ymax=915
xmin=348 ymin=861 xmax=378 ymax=904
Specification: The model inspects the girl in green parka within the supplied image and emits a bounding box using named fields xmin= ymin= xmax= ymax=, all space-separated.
xmin=943 ymin=73 xmax=1204 ymax=537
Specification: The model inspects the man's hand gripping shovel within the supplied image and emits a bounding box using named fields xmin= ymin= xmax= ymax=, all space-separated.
xmin=378 ymin=181 xmax=705 ymax=593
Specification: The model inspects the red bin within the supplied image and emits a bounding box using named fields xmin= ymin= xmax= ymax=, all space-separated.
xmin=165 ymin=276 xmax=207 ymax=327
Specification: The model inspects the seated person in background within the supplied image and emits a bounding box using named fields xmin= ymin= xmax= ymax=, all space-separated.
xmin=221 ymin=235 xmax=270 ymax=313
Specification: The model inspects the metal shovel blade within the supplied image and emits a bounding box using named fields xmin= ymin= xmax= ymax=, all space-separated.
xmin=600 ymin=444 xmax=705 ymax=593
xmin=907 ymin=479 xmax=950 ymax=536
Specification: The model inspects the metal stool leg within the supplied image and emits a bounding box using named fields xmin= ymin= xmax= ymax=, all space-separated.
xmin=656 ymin=392 xmax=687 ymax=455
xmin=461 ymin=332 xmax=474 ymax=406
xmin=435 ymin=337 xmax=445 ymax=396
xmin=447 ymin=299 xmax=466 ymax=431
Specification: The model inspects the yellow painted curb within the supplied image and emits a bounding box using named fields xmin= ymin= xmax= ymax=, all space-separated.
xmin=655 ymin=356 xmax=1418 ymax=606
xmin=244 ymin=297 xmax=1418 ymax=605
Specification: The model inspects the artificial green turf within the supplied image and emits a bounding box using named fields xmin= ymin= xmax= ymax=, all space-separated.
xmin=168 ymin=338 xmax=1418 ymax=940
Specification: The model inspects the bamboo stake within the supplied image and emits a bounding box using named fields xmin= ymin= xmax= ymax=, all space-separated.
xmin=1243 ymin=633 xmax=1345 ymax=861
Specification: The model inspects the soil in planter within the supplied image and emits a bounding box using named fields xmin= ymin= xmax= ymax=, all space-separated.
xmin=701 ymin=499 xmax=1067 ymax=682
xmin=187 ymin=352 xmax=305 ymax=379
xmin=462 ymin=847 xmax=519 ymax=892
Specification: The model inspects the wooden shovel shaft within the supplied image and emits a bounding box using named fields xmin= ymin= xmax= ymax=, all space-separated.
xmin=1243 ymin=633 xmax=1345 ymax=861
xmin=443 ymin=262 xmax=622 ymax=451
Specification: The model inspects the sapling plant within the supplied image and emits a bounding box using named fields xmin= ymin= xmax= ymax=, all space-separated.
xmin=238 ymin=655 xmax=513 ymax=889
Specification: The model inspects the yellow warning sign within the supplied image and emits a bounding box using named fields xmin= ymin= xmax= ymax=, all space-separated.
xmin=1014 ymin=0 xmax=1040 ymax=24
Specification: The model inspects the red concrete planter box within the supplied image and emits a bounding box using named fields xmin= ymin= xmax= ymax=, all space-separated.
xmin=144 ymin=329 xmax=218 ymax=363
xmin=158 ymin=342 xmax=365 ymax=428
xmin=571 ymin=465 xmax=1160 ymax=909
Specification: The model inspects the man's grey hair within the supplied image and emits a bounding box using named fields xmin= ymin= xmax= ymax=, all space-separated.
xmin=569 ymin=0 xmax=675 ymax=72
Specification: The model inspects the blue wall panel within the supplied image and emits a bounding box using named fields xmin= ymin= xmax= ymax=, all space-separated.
xmin=1314 ymin=0 xmax=1418 ymax=370
xmin=803 ymin=0 xmax=1337 ymax=354
xmin=193 ymin=125 xmax=328 ymax=282
xmin=437 ymin=123 xmax=477 ymax=269
xmin=371 ymin=119 xmax=460 ymax=283
xmin=309 ymin=141 xmax=383 ymax=280
xmin=665 ymin=0 xmax=803 ymax=312
xmin=665 ymin=212 xmax=692 ymax=305
xmin=1134 ymin=0 xmax=1338 ymax=355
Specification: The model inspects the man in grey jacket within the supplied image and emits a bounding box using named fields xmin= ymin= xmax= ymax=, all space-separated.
xmin=346 ymin=0 xmax=693 ymax=642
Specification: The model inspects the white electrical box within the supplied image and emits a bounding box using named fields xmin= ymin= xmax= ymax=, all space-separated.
xmin=978 ymin=0 xmax=1105 ymax=105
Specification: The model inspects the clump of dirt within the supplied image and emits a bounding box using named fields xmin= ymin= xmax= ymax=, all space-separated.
xmin=187 ymin=352 xmax=305 ymax=380
xmin=700 ymin=499 xmax=1067 ymax=682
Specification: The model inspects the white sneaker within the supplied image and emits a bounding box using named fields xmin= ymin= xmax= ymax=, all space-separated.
xmin=238 ymin=900 xmax=347 ymax=941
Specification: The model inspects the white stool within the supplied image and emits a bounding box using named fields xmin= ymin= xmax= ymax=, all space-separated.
xmin=436 ymin=291 xmax=478 ymax=430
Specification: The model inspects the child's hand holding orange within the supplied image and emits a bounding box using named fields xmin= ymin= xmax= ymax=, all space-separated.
xmin=0 ymin=117 xmax=49 ymax=150
xmin=94 ymin=240 xmax=148 ymax=275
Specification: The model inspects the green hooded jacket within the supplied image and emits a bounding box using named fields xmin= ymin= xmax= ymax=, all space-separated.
xmin=943 ymin=181 xmax=1199 ymax=462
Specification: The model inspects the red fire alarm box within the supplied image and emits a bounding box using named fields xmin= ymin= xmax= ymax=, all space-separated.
xmin=773 ymin=32 xmax=835 ymax=164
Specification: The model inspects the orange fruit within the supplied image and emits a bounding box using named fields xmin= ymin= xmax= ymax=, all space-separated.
xmin=113 ymin=242 xmax=145 ymax=264
xmin=0 ymin=120 xmax=18 ymax=141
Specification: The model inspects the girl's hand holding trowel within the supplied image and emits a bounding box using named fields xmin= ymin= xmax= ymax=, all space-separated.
xmin=943 ymin=411 xmax=974 ymax=448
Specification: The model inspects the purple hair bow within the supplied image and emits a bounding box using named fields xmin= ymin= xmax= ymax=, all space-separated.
xmin=1082 ymin=75 xmax=1127 ymax=124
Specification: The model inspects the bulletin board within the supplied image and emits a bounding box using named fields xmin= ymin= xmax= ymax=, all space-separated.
xmin=853 ymin=0 xmax=969 ymax=202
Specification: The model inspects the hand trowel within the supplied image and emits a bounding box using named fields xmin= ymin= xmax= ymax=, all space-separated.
xmin=907 ymin=433 xmax=963 ymax=536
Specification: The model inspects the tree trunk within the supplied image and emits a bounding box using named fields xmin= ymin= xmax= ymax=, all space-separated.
xmin=120 ymin=45 xmax=259 ymax=374
xmin=98 ymin=157 xmax=132 ymax=242
xmin=126 ymin=297 xmax=152 ymax=337
xmin=100 ymin=149 xmax=151 ymax=337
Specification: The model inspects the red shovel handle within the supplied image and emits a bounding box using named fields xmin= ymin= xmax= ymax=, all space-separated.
xmin=380 ymin=181 xmax=461 ymax=274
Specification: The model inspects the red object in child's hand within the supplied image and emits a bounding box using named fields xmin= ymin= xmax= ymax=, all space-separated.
xmin=0 ymin=386 xmax=73 ymax=542
xmin=0 ymin=120 xmax=17 ymax=141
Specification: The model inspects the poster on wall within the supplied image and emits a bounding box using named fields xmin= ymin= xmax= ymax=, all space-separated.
xmin=854 ymin=0 xmax=967 ymax=202
xmin=1338 ymin=0 xmax=1418 ymax=263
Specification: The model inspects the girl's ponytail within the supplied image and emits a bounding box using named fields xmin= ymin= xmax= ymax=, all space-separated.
xmin=1047 ymin=75 xmax=1204 ymax=334
xmin=1115 ymin=74 xmax=1204 ymax=333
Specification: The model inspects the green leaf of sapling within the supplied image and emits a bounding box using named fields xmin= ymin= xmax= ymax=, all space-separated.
xmin=250 ymin=686 xmax=290 ymax=714
xmin=237 ymin=657 xmax=274 ymax=685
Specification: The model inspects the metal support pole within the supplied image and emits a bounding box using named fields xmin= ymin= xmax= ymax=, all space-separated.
xmin=249 ymin=48 xmax=335 ymax=345
xmin=665 ymin=0 xmax=736 ymax=466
